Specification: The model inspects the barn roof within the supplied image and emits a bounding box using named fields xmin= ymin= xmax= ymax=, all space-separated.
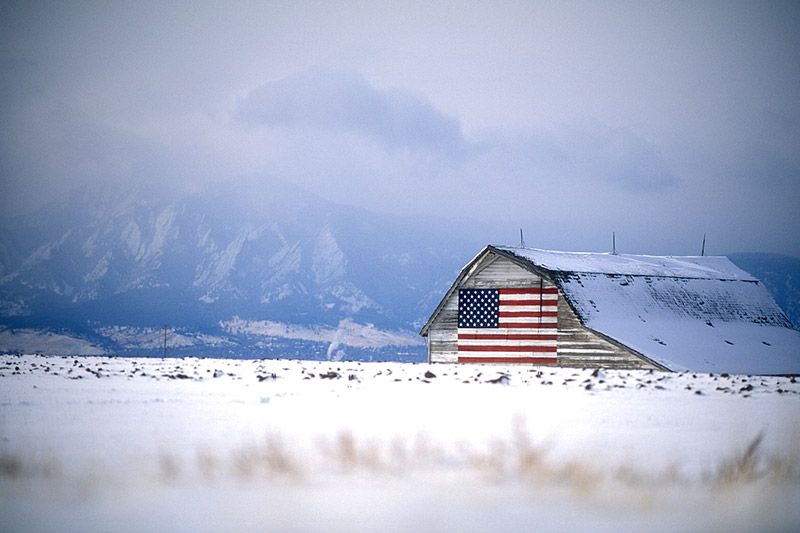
xmin=422 ymin=245 xmax=800 ymax=374
xmin=493 ymin=246 xmax=756 ymax=281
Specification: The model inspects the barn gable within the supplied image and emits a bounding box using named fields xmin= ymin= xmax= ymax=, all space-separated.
xmin=421 ymin=246 xmax=662 ymax=369
xmin=422 ymin=245 xmax=800 ymax=374
xmin=421 ymin=248 xmax=549 ymax=364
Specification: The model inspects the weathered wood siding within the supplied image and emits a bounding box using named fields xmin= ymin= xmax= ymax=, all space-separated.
xmin=555 ymin=297 xmax=656 ymax=369
xmin=427 ymin=251 xmax=658 ymax=369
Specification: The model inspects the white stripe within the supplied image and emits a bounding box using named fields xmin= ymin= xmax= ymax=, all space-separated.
xmin=498 ymin=316 xmax=558 ymax=323
xmin=499 ymin=295 xmax=558 ymax=302
xmin=458 ymin=328 xmax=558 ymax=335
xmin=557 ymin=342 xmax=605 ymax=346
xmin=498 ymin=324 xmax=557 ymax=329
xmin=558 ymin=348 xmax=617 ymax=354
xmin=458 ymin=352 xmax=557 ymax=358
xmin=458 ymin=339 xmax=558 ymax=347
xmin=497 ymin=305 xmax=558 ymax=312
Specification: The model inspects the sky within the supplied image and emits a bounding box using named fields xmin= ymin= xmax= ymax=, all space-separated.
xmin=1 ymin=0 xmax=799 ymax=256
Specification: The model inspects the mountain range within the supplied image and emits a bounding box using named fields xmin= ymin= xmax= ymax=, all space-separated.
xmin=1 ymin=182 xmax=797 ymax=360
xmin=0 ymin=182 xmax=490 ymax=360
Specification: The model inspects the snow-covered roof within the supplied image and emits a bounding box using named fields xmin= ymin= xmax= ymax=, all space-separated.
xmin=494 ymin=246 xmax=755 ymax=280
xmin=491 ymin=246 xmax=800 ymax=374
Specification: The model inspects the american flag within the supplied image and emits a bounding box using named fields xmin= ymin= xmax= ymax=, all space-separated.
xmin=457 ymin=287 xmax=558 ymax=364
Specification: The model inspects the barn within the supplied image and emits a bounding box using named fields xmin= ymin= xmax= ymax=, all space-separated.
xmin=420 ymin=245 xmax=800 ymax=374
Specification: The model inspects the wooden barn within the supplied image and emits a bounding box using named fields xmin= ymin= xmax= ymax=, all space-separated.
xmin=420 ymin=245 xmax=800 ymax=374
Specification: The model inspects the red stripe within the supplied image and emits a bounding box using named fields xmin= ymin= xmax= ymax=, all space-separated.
xmin=499 ymin=311 xmax=558 ymax=318
xmin=458 ymin=333 xmax=558 ymax=341
xmin=498 ymin=322 xmax=557 ymax=328
xmin=500 ymin=288 xmax=559 ymax=295
xmin=458 ymin=356 xmax=558 ymax=364
xmin=501 ymin=299 xmax=557 ymax=306
xmin=458 ymin=345 xmax=557 ymax=352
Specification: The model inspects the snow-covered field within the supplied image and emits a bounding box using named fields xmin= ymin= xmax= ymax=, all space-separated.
xmin=2 ymin=355 xmax=799 ymax=532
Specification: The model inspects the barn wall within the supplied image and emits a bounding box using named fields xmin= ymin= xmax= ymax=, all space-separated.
xmin=555 ymin=298 xmax=657 ymax=369
xmin=426 ymin=251 xmax=658 ymax=369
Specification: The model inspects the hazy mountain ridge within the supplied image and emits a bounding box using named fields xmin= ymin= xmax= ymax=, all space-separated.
xmin=0 ymin=183 xmax=481 ymax=358
xmin=727 ymin=253 xmax=800 ymax=329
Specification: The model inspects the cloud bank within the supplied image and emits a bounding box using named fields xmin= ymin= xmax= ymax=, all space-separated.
xmin=0 ymin=1 xmax=798 ymax=256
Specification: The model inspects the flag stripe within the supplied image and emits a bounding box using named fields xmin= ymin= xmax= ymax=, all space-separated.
xmin=458 ymin=345 xmax=557 ymax=352
xmin=499 ymin=311 xmax=558 ymax=317
xmin=458 ymin=286 xmax=558 ymax=363
xmin=500 ymin=297 xmax=558 ymax=303
xmin=498 ymin=322 xmax=557 ymax=328
xmin=458 ymin=333 xmax=558 ymax=341
xmin=499 ymin=288 xmax=559 ymax=295
xmin=459 ymin=328 xmax=558 ymax=335
xmin=499 ymin=315 xmax=558 ymax=324
xmin=497 ymin=305 xmax=557 ymax=312
xmin=459 ymin=340 xmax=558 ymax=347
xmin=458 ymin=356 xmax=558 ymax=364
xmin=500 ymin=299 xmax=558 ymax=306
xmin=458 ymin=352 xmax=557 ymax=358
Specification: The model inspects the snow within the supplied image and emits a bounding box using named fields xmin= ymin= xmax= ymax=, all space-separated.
xmin=312 ymin=226 xmax=346 ymax=284
xmin=96 ymin=326 xmax=234 ymax=350
xmin=220 ymin=316 xmax=423 ymax=350
xmin=192 ymin=230 xmax=249 ymax=289
xmin=496 ymin=246 xmax=756 ymax=280
xmin=1 ymin=355 xmax=799 ymax=532
xmin=326 ymin=282 xmax=381 ymax=313
xmin=0 ymin=329 xmax=104 ymax=355
xmin=265 ymin=242 xmax=302 ymax=284
xmin=493 ymin=246 xmax=800 ymax=374
xmin=558 ymin=273 xmax=800 ymax=374
xmin=145 ymin=208 xmax=177 ymax=264
xmin=121 ymin=220 xmax=142 ymax=258
xmin=82 ymin=251 xmax=111 ymax=284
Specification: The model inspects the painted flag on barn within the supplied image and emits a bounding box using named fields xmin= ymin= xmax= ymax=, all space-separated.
xmin=457 ymin=287 xmax=558 ymax=364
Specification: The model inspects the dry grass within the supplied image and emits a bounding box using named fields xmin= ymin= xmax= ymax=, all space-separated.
xmin=3 ymin=422 xmax=798 ymax=496
xmin=709 ymin=432 xmax=764 ymax=486
xmin=707 ymin=432 xmax=799 ymax=488
xmin=311 ymin=430 xmax=447 ymax=475
xmin=0 ymin=452 xmax=23 ymax=479
xmin=231 ymin=435 xmax=302 ymax=480
xmin=0 ymin=451 xmax=60 ymax=480
xmin=196 ymin=448 xmax=221 ymax=480
xmin=465 ymin=416 xmax=604 ymax=493
xmin=158 ymin=453 xmax=181 ymax=483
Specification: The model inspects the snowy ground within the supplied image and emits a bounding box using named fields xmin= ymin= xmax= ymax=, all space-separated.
xmin=1 ymin=355 xmax=799 ymax=532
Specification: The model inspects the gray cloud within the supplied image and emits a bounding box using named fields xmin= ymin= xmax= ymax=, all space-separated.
xmin=1 ymin=1 xmax=798 ymax=257
xmin=574 ymin=128 xmax=677 ymax=192
xmin=236 ymin=68 xmax=470 ymax=159
xmin=232 ymin=67 xmax=677 ymax=196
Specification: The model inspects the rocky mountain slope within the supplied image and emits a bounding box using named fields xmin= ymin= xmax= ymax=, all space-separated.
xmin=728 ymin=252 xmax=800 ymax=328
xmin=0 ymin=182 xmax=486 ymax=358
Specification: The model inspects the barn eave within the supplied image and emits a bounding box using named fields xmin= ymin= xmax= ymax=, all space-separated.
xmin=419 ymin=246 xmax=492 ymax=337
xmin=421 ymin=245 xmax=576 ymax=335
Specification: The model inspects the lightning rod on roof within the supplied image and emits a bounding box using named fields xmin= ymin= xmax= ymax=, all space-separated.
xmin=519 ymin=228 xmax=525 ymax=248
xmin=611 ymin=232 xmax=617 ymax=255
xmin=701 ymin=234 xmax=706 ymax=256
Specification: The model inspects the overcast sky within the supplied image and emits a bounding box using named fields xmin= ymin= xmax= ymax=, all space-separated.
xmin=1 ymin=1 xmax=798 ymax=256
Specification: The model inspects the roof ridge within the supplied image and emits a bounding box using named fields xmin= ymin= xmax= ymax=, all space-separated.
xmin=492 ymin=245 xmax=756 ymax=282
xmin=493 ymin=244 xmax=729 ymax=259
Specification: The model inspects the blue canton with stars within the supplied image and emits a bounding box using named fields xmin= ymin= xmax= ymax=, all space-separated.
xmin=458 ymin=289 xmax=500 ymax=328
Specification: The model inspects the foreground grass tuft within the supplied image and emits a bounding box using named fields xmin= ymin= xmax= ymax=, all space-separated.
xmin=708 ymin=432 xmax=799 ymax=488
